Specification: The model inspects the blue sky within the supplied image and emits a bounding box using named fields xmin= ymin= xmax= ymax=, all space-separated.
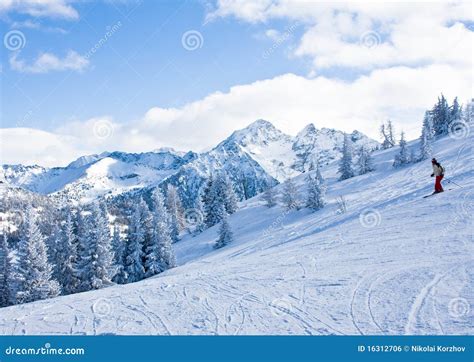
xmin=0 ymin=1 xmax=472 ymax=166
xmin=1 ymin=0 xmax=308 ymax=130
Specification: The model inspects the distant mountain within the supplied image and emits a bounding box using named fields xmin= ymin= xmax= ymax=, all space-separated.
xmin=1 ymin=120 xmax=379 ymax=204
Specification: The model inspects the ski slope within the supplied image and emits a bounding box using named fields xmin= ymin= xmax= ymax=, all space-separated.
xmin=0 ymin=133 xmax=472 ymax=335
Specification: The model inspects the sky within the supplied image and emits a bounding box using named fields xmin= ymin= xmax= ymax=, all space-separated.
xmin=0 ymin=0 xmax=473 ymax=167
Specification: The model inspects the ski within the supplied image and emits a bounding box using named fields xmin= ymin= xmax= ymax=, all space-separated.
xmin=423 ymin=189 xmax=452 ymax=198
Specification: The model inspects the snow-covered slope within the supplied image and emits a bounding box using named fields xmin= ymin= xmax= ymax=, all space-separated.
xmin=1 ymin=132 xmax=471 ymax=335
xmin=1 ymin=120 xmax=378 ymax=202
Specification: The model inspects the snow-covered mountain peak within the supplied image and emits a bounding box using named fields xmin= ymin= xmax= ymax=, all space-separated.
xmin=227 ymin=119 xmax=292 ymax=147
xmin=297 ymin=123 xmax=317 ymax=136
xmin=67 ymin=154 xmax=104 ymax=169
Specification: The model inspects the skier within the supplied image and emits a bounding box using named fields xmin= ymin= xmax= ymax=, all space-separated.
xmin=430 ymin=158 xmax=444 ymax=194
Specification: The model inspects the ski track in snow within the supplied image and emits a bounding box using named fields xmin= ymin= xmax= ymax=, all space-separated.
xmin=0 ymin=133 xmax=473 ymax=335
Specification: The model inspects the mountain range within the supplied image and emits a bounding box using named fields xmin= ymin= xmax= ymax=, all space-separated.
xmin=1 ymin=120 xmax=378 ymax=206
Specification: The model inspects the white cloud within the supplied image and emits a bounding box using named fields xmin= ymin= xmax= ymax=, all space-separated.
xmin=1 ymin=64 xmax=472 ymax=167
xmin=10 ymin=19 xmax=68 ymax=33
xmin=9 ymin=50 xmax=89 ymax=73
xmin=0 ymin=0 xmax=79 ymax=20
xmin=208 ymin=1 xmax=474 ymax=71
xmin=0 ymin=128 xmax=86 ymax=167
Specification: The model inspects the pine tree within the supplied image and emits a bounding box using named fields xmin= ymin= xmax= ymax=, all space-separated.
xmin=393 ymin=131 xmax=410 ymax=167
xmin=125 ymin=203 xmax=146 ymax=283
xmin=15 ymin=206 xmax=60 ymax=304
xmin=262 ymin=186 xmax=277 ymax=208
xmin=146 ymin=189 xmax=176 ymax=276
xmin=0 ymin=232 xmax=12 ymax=307
xmin=380 ymin=121 xmax=396 ymax=149
xmin=282 ymin=178 xmax=300 ymax=210
xmin=203 ymin=175 xmax=221 ymax=228
xmin=432 ymin=94 xmax=450 ymax=136
xmin=387 ymin=120 xmax=396 ymax=147
xmin=75 ymin=203 xmax=114 ymax=291
xmin=338 ymin=133 xmax=354 ymax=180
xmin=56 ymin=209 xmax=79 ymax=294
xmin=111 ymin=224 xmax=127 ymax=284
xmin=166 ymin=185 xmax=183 ymax=243
xmin=462 ymin=99 xmax=473 ymax=123
xmin=219 ymin=174 xmax=238 ymax=214
xmin=137 ymin=198 xmax=153 ymax=269
xmin=73 ymin=210 xmax=87 ymax=291
xmin=306 ymin=163 xmax=326 ymax=211
xmin=450 ymin=97 xmax=462 ymax=124
xmin=214 ymin=207 xmax=233 ymax=249
xmin=357 ymin=147 xmax=375 ymax=175
xmin=419 ymin=111 xmax=434 ymax=161
xmin=191 ymin=193 xmax=206 ymax=235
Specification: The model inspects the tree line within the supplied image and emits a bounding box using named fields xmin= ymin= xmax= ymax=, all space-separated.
xmin=0 ymin=174 xmax=240 ymax=308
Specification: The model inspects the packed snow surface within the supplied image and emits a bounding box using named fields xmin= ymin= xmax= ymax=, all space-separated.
xmin=0 ymin=133 xmax=472 ymax=335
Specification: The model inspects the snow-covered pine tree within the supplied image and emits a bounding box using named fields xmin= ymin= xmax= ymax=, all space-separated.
xmin=219 ymin=174 xmax=238 ymax=215
xmin=112 ymin=224 xmax=127 ymax=284
xmin=380 ymin=121 xmax=396 ymax=149
xmin=393 ymin=131 xmax=410 ymax=167
xmin=338 ymin=133 xmax=354 ymax=180
xmin=463 ymin=98 xmax=474 ymax=123
xmin=124 ymin=202 xmax=146 ymax=283
xmin=15 ymin=206 xmax=60 ymax=304
xmin=214 ymin=207 xmax=233 ymax=249
xmin=306 ymin=163 xmax=325 ymax=211
xmin=432 ymin=94 xmax=450 ymax=136
xmin=47 ymin=222 xmax=62 ymax=273
xmin=203 ymin=175 xmax=221 ymax=228
xmin=357 ymin=147 xmax=375 ymax=175
xmin=262 ymin=186 xmax=277 ymax=208
xmin=145 ymin=189 xmax=176 ymax=276
xmin=166 ymin=185 xmax=183 ymax=243
xmin=75 ymin=202 xmax=114 ymax=291
xmin=137 ymin=198 xmax=153 ymax=268
xmin=0 ymin=232 xmax=12 ymax=307
xmin=387 ymin=120 xmax=396 ymax=147
xmin=191 ymin=191 xmax=206 ymax=235
xmin=282 ymin=177 xmax=300 ymax=210
xmin=92 ymin=202 xmax=114 ymax=289
xmin=73 ymin=209 xmax=88 ymax=291
xmin=56 ymin=208 xmax=79 ymax=294
xmin=450 ymin=97 xmax=462 ymax=125
xmin=419 ymin=111 xmax=434 ymax=161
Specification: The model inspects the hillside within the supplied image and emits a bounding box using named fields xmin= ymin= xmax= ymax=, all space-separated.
xmin=0 ymin=132 xmax=472 ymax=335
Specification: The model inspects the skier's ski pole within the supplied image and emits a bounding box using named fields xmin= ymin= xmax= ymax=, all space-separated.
xmin=445 ymin=178 xmax=463 ymax=188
